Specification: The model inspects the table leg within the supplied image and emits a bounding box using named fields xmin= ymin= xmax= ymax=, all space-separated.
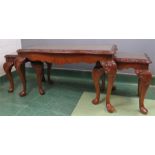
xmin=46 ymin=63 xmax=53 ymax=83
xmin=15 ymin=56 xmax=27 ymax=97
xmin=136 ymin=70 xmax=152 ymax=114
xmin=92 ymin=68 xmax=104 ymax=104
xmin=42 ymin=64 xmax=46 ymax=82
xmin=104 ymin=61 xmax=117 ymax=113
xmin=31 ymin=61 xmax=45 ymax=95
xmin=101 ymin=73 xmax=106 ymax=91
xmin=101 ymin=74 xmax=116 ymax=91
xmin=92 ymin=62 xmax=104 ymax=105
xmin=138 ymin=78 xmax=140 ymax=96
xmin=3 ymin=62 xmax=14 ymax=92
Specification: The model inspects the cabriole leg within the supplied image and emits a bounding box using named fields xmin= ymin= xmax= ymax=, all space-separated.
xmin=103 ymin=61 xmax=117 ymax=113
xmin=136 ymin=70 xmax=152 ymax=114
xmin=3 ymin=62 xmax=14 ymax=92
xmin=15 ymin=56 xmax=27 ymax=97
xmin=31 ymin=61 xmax=45 ymax=95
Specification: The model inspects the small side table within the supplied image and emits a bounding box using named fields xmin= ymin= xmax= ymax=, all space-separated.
xmin=101 ymin=52 xmax=152 ymax=114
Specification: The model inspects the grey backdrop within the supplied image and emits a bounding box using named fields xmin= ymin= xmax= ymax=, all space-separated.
xmin=21 ymin=39 xmax=155 ymax=75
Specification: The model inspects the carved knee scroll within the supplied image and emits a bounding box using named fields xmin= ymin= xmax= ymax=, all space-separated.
xmin=136 ymin=70 xmax=152 ymax=114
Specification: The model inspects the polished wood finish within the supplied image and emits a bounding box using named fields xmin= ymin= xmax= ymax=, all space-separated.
xmin=14 ymin=56 xmax=27 ymax=96
xmin=101 ymin=52 xmax=152 ymax=114
xmin=47 ymin=63 xmax=53 ymax=83
xmin=92 ymin=61 xmax=117 ymax=113
xmin=3 ymin=55 xmax=52 ymax=95
xmin=31 ymin=61 xmax=45 ymax=95
xmin=15 ymin=45 xmax=117 ymax=113
xmin=4 ymin=47 xmax=152 ymax=115
xmin=3 ymin=55 xmax=17 ymax=92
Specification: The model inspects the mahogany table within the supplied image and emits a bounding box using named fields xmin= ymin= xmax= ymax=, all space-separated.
xmin=101 ymin=52 xmax=152 ymax=114
xmin=14 ymin=45 xmax=117 ymax=113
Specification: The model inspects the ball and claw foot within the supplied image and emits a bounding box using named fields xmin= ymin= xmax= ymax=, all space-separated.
xmin=8 ymin=88 xmax=14 ymax=93
xmin=140 ymin=106 xmax=148 ymax=115
xmin=106 ymin=103 xmax=115 ymax=113
xmin=92 ymin=98 xmax=99 ymax=105
xmin=19 ymin=91 xmax=26 ymax=97
xmin=39 ymin=89 xmax=45 ymax=95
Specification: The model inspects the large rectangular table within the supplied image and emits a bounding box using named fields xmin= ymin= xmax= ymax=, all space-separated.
xmin=14 ymin=45 xmax=117 ymax=113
